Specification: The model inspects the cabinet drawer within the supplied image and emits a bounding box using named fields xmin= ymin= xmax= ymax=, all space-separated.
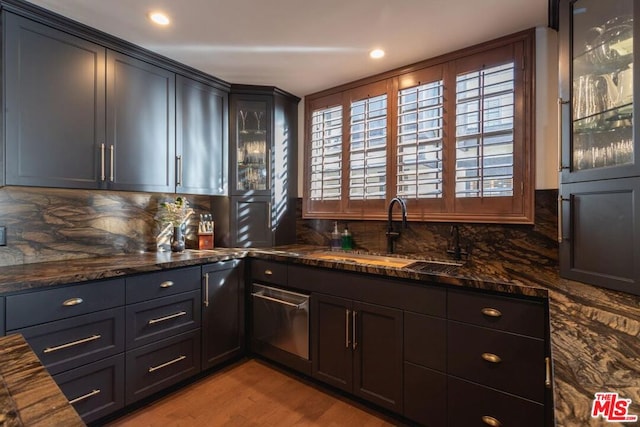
xmin=125 ymin=290 xmax=201 ymax=349
xmin=125 ymin=330 xmax=201 ymax=405
xmin=448 ymin=289 xmax=545 ymax=338
xmin=404 ymin=362 xmax=446 ymax=427
xmin=13 ymin=308 xmax=125 ymax=375
xmin=448 ymin=321 xmax=545 ymax=403
xmin=250 ymin=259 xmax=287 ymax=285
xmin=6 ymin=278 xmax=125 ymax=330
xmin=54 ymin=354 xmax=125 ymax=424
xmin=126 ymin=266 xmax=201 ymax=304
xmin=448 ymin=376 xmax=545 ymax=427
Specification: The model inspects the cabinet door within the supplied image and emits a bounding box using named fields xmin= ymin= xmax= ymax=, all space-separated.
xmin=230 ymin=97 xmax=272 ymax=196
xmin=106 ymin=50 xmax=175 ymax=192
xmin=559 ymin=0 xmax=640 ymax=183
xmin=176 ymin=76 xmax=228 ymax=195
xmin=201 ymin=260 xmax=243 ymax=370
xmin=4 ymin=12 xmax=105 ymax=188
xmin=352 ymin=301 xmax=403 ymax=413
xmin=230 ymin=195 xmax=273 ymax=247
xmin=560 ymin=178 xmax=640 ymax=294
xmin=311 ymin=294 xmax=353 ymax=393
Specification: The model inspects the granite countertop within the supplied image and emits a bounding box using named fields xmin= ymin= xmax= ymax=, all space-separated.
xmin=0 ymin=334 xmax=84 ymax=427
xmin=0 ymin=245 xmax=547 ymax=299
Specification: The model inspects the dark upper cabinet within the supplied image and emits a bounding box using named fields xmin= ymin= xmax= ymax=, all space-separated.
xmin=559 ymin=0 xmax=639 ymax=183
xmin=558 ymin=0 xmax=640 ymax=295
xmin=229 ymin=86 xmax=299 ymax=247
xmin=201 ymin=260 xmax=244 ymax=370
xmin=106 ymin=50 xmax=175 ymax=192
xmin=176 ymin=75 xmax=228 ymax=195
xmin=4 ymin=12 xmax=106 ymax=188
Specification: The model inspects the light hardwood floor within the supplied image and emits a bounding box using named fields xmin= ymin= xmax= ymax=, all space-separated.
xmin=104 ymin=359 xmax=404 ymax=426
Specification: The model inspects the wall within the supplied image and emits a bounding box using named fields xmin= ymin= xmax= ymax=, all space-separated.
xmin=0 ymin=186 xmax=229 ymax=267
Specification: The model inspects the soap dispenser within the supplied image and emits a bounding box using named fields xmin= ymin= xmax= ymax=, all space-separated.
xmin=330 ymin=221 xmax=341 ymax=251
xmin=341 ymin=224 xmax=353 ymax=250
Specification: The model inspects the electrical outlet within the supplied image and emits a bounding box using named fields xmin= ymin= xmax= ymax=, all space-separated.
xmin=0 ymin=226 xmax=6 ymax=246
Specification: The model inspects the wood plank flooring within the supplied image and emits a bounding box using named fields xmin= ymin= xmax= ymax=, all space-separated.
xmin=104 ymin=359 xmax=403 ymax=426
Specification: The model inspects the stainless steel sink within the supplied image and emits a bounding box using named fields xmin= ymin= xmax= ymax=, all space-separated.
xmin=305 ymin=251 xmax=464 ymax=271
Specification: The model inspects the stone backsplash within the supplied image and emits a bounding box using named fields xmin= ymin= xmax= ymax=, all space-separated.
xmin=0 ymin=186 xmax=229 ymax=267
xmin=296 ymin=189 xmax=559 ymax=267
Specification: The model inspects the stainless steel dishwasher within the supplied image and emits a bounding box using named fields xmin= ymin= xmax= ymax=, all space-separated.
xmin=251 ymin=284 xmax=309 ymax=360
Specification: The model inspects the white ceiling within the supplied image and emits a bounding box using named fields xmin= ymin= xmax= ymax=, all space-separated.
xmin=24 ymin=0 xmax=548 ymax=98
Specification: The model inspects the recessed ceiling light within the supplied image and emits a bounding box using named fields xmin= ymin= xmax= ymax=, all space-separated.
xmin=370 ymin=49 xmax=385 ymax=59
xmin=149 ymin=12 xmax=170 ymax=26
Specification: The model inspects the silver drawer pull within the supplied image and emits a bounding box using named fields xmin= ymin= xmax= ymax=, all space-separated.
xmin=160 ymin=280 xmax=174 ymax=288
xmin=148 ymin=311 xmax=187 ymax=325
xmin=43 ymin=334 xmax=102 ymax=354
xmin=481 ymin=307 xmax=502 ymax=318
xmin=148 ymin=355 xmax=186 ymax=373
xmin=482 ymin=415 xmax=502 ymax=426
xmin=69 ymin=389 xmax=101 ymax=405
xmin=63 ymin=297 xmax=83 ymax=307
xmin=264 ymin=269 xmax=273 ymax=276
xmin=481 ymin=352 xmax=502 ymax=364
xmin=251 ymin=291 xmax=302 ymax=308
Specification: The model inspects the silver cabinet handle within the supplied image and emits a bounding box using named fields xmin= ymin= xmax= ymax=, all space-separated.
xmin=352 ymin=310 xmax=358 ymax=350
xmin=43 ymin=334 xmax=101 ymax=354
xmin=558 ymin=195 xmax=570 ymax=243
xmin=481 ymin=352 xmax=502 ymax=364
xmin=109 ymin=145 xmax=114 ymax=182
xmin=481 ymin=307 xmax=502 ymax=318
xmin=264 ymin=269 xmax=273 ymax=276
xmin=251 ymin=291 xmax=301 ymax=308
xmin=557 ymin=97 xmax=570 ymax=172
xmin=148 ymin=355 xmax=186 ymax=373
xmin=100 ymin=143 xmax=106 ymax=181
xmin=160 ymin=280 xmax=174 ymax=288
xmin=63 ymin=297 xmax=83 ymax=307
xmin=176 ymin=155 xmax=183 ymax=186
xmin=345 ymin=309 xmax=351 ymax=349
xmin=482 ymin=415 xmax=502 ymax=426
xmin=203 ymin=273 xmax=209 ymax=308
xmin=69 ymin=389 xmax=101 ymax=405
xmin=148 ymin=311 xmax=187 ymax=325
xmin=545 ymin=356 xmax=552 ymax=388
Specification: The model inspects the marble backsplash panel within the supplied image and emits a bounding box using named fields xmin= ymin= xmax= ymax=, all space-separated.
xmin=0 ymin=187 xmax=223 ymax=267
xmin=296 ymin=189 xmax=559 ymax=267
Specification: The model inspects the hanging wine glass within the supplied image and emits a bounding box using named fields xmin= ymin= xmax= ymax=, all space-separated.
xmin=254 ymin=111 xmax=264 ymax=131
xmin=239 ymin=110 xmax=248 ymax=133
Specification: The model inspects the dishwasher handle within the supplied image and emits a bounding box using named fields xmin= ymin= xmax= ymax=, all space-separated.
xmin=251 ymin=291 xmax=306 ymax=309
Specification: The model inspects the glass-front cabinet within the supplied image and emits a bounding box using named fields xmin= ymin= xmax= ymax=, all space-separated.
xmin=559 ymin=0 xmax=640 ymax=296
xmin=561 ymin=0 xmax=638 ymax=182
xmin=233 ymin=99 xmax=270 ymax=194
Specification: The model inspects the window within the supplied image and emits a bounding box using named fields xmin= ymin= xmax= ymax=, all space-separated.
xmin=304 ymin=29 xmax=534 ymax=223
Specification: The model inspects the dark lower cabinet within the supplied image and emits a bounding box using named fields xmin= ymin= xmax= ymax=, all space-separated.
xmin=125 ymin=329 xmax=201 ymax=405
xmin=404 ymin=363 xmax=446 ymax=427
xmin=312 ymin=293 xmax=403 ymax=413
xmin=54 ymin=354 xmax=125 ymax=424
xmin=560 ymin=178 xmax=640 ymax=295
xmin=201 ymin=260 xmax=244 ymax=370
xmin=448 ymin=376 xmax=544 ymax=427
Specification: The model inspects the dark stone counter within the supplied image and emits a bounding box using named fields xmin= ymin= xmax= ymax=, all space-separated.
xmin=0 ymin=245 xmax=638 ymax=426
xmin=0 ymin=334 xmax=84 ymax=426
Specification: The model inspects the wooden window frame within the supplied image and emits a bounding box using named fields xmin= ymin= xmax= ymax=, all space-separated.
xmin=304 ymin=29 xmax=535 ymax=224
